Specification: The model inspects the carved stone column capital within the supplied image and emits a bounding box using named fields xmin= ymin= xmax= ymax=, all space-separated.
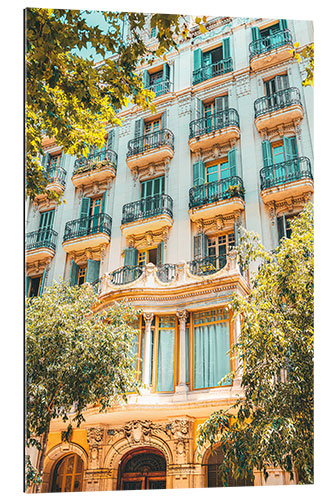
xmin=143 ymin=312 xmax=154 ymax=326
xmin=176 ymin=310 xmax=188 ymax=327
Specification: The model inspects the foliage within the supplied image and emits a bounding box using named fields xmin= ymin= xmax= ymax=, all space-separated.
xmin=197 ymin=203 xmax=314 ymax=485
xmin=291 ymin=42 xmax=314 ymax=87
xmin=227 ymin=184 xmax=245 ymax=198
xmin=25 ymin=280 xmax=141 ymax=489
xmin=25 ymin=9 xmax=207 ymax=201
xmin=25 ymin=454 xmax=42 ymax=489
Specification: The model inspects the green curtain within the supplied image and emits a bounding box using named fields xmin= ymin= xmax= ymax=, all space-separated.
xmin=194 ymin=322 xmax=230 ymax=389
xmin=156 ymin=329 xmax=175 ymax=391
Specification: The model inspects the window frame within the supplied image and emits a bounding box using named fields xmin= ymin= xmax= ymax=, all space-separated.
xmin=205 ymin=157 xmax=230 ymax=183
xmin=77 ymin=265 xmax=87 ymax=286
xmin=151 ymin=314 xmax=179 ymax=394
xmin=28 ymin=275 xmax=42 ymax=298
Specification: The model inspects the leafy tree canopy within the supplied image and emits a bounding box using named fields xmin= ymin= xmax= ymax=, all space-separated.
xmin=197 ymin=203 xmax=314 ymax=485
xmin=25 ymin=8 xmax=206 ymax=200
xmin=25 ymin=280 xmax=140 ymax=489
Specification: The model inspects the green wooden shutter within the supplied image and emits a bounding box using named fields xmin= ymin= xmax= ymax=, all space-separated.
xmin=157 ymin=241 xmax=164 ymax=267
xmin=277 ymin=215 xmax=286 ymax=241
xmin=262 ymin=141 xmax=273 ymax=167
xmin=124 ymin=247 xmax=138 ymax=267
xmin=215 ymin=95 xmax=228 ymax=112
xmin=222 ymin=38 xmax=230 ymax=59
xmin=25 ymin=276 xmax=31 ymax=297
xmin=39 ymin=210 xmax=54 ymax=230
xmin=193 ymin=48 xmax=203 ymax=72
xmin=39 ymin=269 xmax=46 ymax=297
xmin=279 ymin=19 xmax=288 ymax=31
xmin=192 ymin=97 xmax=204 ymax=121
xmin=107 ymin=130 xmax=115 ymax=149
xmin=134 ymin=118 xmax=145 ymax=138
xmin=193 ymin=233 xmax=207 ymax=259
xmin=69 ymin=259 xmax=79 ymax=286
xmin=251 ymin=27 xmax=261 ymax=41
xmin=79 ymin=197 xmax=91 ymax=232
xmin=228 ymin=149 xmax=237 ymax=177
xmin=193 ymin=160 xmax=205 ymax=187
xmin=283 ymin=136 xmax=298 ymax=161
xmin=143 ymin=70 xmax=150 ymax=88
xmin=101 ymin=191 xmax=107 ymax=213
xmin=86 ymin=259 xmax=100 ymax=283
xmin=162 ymin=63 xmax=170 ymax=81
xmin=161 ymin=111 xmax=167 ymax=130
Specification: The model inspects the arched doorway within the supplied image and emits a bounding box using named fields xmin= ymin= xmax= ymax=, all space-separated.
xmin=207 ymin=447 xmax=254 ymax=488
xmin=118 ymin=447 xmax=166 ymax=490
xmin=51 ymin=453 xmax=84 ymax=492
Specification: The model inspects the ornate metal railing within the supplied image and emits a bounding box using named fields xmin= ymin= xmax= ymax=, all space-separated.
xmin=73 ymin=148 xmax=118 ymax=175
xmin=193 ymin=57 xmax=233 ymax=85
xmin=156 ymin=263 xmax=177 ymax=283
xmin=63 ymin=213 xmax=112 ymax=241
xmin=48 ymin=167 xmax=67 ymax=187
xmin=147 ymin=79 xmax=172 ymax=97
xmin=110 ymin=266 xmax=143 ymax=285
xmin=189 ymin=108 xmax=240 ymax=139
xmin=254 ymin=88 xmax=302 ymax=118
xmin=188 ymin=254 xmax=227 ymax=276
xmin=122 ymin=194 xmax=173 ymax=225
xmin=260 ymin=157 xmax=313 ymax=191
xmin=90 ymin=278 xmax=101 ymax=294
xmin=249 ymin=29 xmax=293 ymax=59
xmin=26 ymin=229 xmax=58 ymax=251
xmin=127 ymin=129 xmax=174 ymax=157
xmin=189 ymin=176 xmax=245 ymax=209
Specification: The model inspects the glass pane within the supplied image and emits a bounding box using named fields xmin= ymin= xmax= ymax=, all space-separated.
xmin=157 ymin=329 xmax=175 ymax=391
xmin=73 ymin=475 xmax=82 ymax=492
xmin=66 ymin=455 xmax=75 ymax=474
xmin=219 ymin=162 xmax=230 ymax=179
xmin=64 ymin=476 xmax=72 ymax=492
xmin=75 ymin=458 xmax=83 ymax=473
xmin=273 ymin=145 xmax=284 ymax=164
xmin=206 ymin=165 xmax=218 ymax=183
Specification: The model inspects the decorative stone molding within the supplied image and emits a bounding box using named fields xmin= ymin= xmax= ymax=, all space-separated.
xmin=176 ymin=310 xmax=188 ymax=326
xmin=125 ymin=226 xmax=170 ymax=251
xmin=26 ymin=257 xmax=52 ymax=277
xmin=235 ymin=73 xmax=251 ymax=97
xmin=69 ymin=244 xmax=106 ymax=266
xmin=178 ymin=94 xmax=192 ymax=117
xmin=192 ymin=212 xmax=236 ymax=234
xmin=143 ymin=312 xmax=154 ymax=326
xmin=274 ymin=194 xmax=312 ymax=218
xmin=87 ymin=427 xmax=105 ymax=444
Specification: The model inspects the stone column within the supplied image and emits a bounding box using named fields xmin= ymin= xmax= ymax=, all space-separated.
xmin=142 ymin=313 xmax=154 ymax=388
xmin=175 ymin=310 xmax=188 ymax=393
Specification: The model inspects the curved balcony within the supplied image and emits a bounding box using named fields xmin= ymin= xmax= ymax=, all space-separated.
xmin=193 ymin=58 xmax=233 ymax=85
xmin=26 ymin=229 xmax=58 ymax=264
xmin=254 ymin=88 xmax=304 ymax=132
xmin=126 ymin=129 xmax=174 ymax=172
xmin=189 ymin=176 xmax=245 ymax=222
xmin=72 ymin=148 xmax=117 ymax=189
xmin=156 ymin=263 xmax=177 ymax=283
xmin=189 ymin=109 xmax=240 ymax=152
xmin=110 ymin=266 xmax=144 ymax=286
xmin=188 ymin=254 xmax=227 ymax=276
xmin=249 ymin=29 xmax=293 ymax=71
xmin=121 ymin=194 xmax=173 ymax=238
xmin=147 ymin=79 xmax=172 ymax=97
xmin=62 ymin=213 xmax=112 ymax=254
xmin=260 ymin=157 xmax=313 ymax=204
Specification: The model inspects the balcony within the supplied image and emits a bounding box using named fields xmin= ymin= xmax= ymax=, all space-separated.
xmin=254 ymin=88 xmax=304 ymax=133
xmin=193 ymin=58 xmax=233 ymax=85
xmin=34 ymin=168 xmax=67 ymax=206
xmin=126 ymin=129 xmax=174 ymax=172
xmin=109 ymin=263 xmax=178 ymax=286
xmin=249 ymin=29 xmax=293 ymax=72
xmin=260 ymin=157 xmax=313 ymax=204
xmin=189 ymin=176 xmax=245 ymax=222
xmin=147 ymin=79 xmax=172 ymax=97
xmin=62 ymin=213 xmax=112 ymax=254
xmin=26 ymin=229 xmax=58 ymax=264
xmin=188 ymin=254 xmax=227 ymax=276
xmin=72 ymin=148 xmax=117 ymax=189
xmin=121 ymin=194 xmax=173 ymax=238
xmin=189 ymin=109 xmax=240 ymax=153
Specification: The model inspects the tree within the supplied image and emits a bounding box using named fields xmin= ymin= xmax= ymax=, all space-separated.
xmin=292 ymin=42 xmax=314 ymax=87
xmin=25 ymin=9 xmax=206 ymax=201
xmin=197 ymin=203 xmax=314 ymax=485
xmin=25 ymin=280 xmax=141 ymax=491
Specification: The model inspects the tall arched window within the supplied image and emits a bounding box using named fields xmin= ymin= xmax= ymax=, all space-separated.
xmin=51 ymin=453 xmax=84 ymax=492
xmin=207 ymin=447 xmax=254 ymax=487
xmin=118 ymin=447 xmax=166 ymax=490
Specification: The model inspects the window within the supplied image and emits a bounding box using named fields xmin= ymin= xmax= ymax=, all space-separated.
xmin=207 ymin=447 xmax=254 ymax=487
xmin=155 ymin=316 xmax=176 ymax=392
xmin=262 ymin=137 xmax=298 ymax=168
xmin=48 ymin=153 xmax=62 ymax=173
xmin=264 ymin=74 xmax=289 ymax=97
xmin=260 ymin=22 xmax=281 ymax=39
xmin=193 ymin=39 xmax=231 ymax=84
xmin=37 ymin=210 xmax=55 ymax=245
xmin=28 ymin=275 xmax=42 ymax=297
xmin=140 ymin=176 xmax=165 ymax=199
xmin=138 ymin=248 xmax=157 ymax=266
xmin=193 ymin=308 xmax=231 ymax=389
xmin=77 ymin=265 xmax=87 ymax=286
xmin=144 ymin=119 xmax=161 ymax=148
xmin=207 ymin=232 xmax=235 ymax=265
xmin=277 ymin=214 xmax=295 ymax=241
xmin=69 ymin=259 xmax=100 ymax=286
xmin=206 ymin=158 xmax=231 ymax=183
xmin=51 ymin=454 xmax=84 ymax=492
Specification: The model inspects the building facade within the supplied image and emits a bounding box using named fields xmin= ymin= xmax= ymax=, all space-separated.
xmin=25 ymin=14 xmax=314 ymax=492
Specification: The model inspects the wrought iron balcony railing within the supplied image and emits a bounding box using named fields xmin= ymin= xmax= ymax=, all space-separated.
xmin=147 ymin=79 xmax=172 ymax=97
xmin=156 ymin=263 xmax=177 ymax=283
xmin=63 ymin=213 xmax=112 ymax=241
xmin=188 ymin=254 xmax=227 ymax=276
xmin=193 ymin=57 xmax=233 ymax=85
xmin=189 ymin=108 xmax=240 ymax=139
xmin=189 ymin=176 xmax=245 ymax=209
xmin=249 ymin=29 xmax=293 ymax=59
xmin=73 ymin=148 xmax=118 ymax=175
xmin=259 ymin=157 xmax=313 ymax=191
xmin=26 ymin=229 xmax=58 ymax=252
xmin=127 ymin=129 xmax=174 ymax=157
xmin=121 ymin=193 xmax=173 ymax=225
xmin=254 ymin=88 xmax=302 ymax=119
xmin=110 ymin=266 xmax=144 ymax=285
xmin=48 ymin=167 xmax=67 ymax=187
